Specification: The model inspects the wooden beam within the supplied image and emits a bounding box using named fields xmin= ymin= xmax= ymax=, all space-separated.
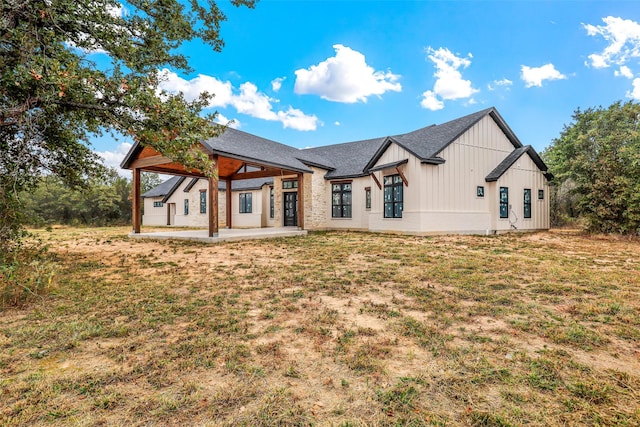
xmin=297 ymin=173 xmax=304 ymax=230
xmin=130 ymin=155 xmax=173 ymax=169
xmin=396 ymin=167 xmax=409 ymax=187
xmin=208 ymin=155 xmax=219 ymax=237
xmin=227 ymin=168 xmax=296 ymax=181
xmin=371 ymin=172 xmax=382 ymax=190
xmin=132 ymin=168 xmax=141 ymax=233
xmin=226 ymin=179 xmax=232 ymax=229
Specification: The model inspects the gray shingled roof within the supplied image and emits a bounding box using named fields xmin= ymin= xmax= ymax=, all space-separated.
xmin=202 ymin=128 xmax=329 ymax=173
xmin=141 ymin=176 xmax=184 ymax=198
xmin=128 ymin=107 xmax=548 ymax=186
xmin=219 ymin=177 xmax=273 ymax=191
xmin=303 ymin=137 xmax=387 ymax=179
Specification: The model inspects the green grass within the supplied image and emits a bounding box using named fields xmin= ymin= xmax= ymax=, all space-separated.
xmin=0 ymin=227 xmax=639 ymax=425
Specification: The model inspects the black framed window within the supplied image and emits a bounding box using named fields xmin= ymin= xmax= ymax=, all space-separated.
xmin=153 ymin=201 xmax=163 ymax=208
xmin=269 ymin=187 xmax=274 ymax=219
xmin=200 ymin=190 xmax=206 ymax=214
xmin=538 ymin=189 xmax=544 ymax=200
xmin=365 ymin=187 xmax=371 ymax=210
xmin=239 ymin=193 xmax=252 ymax=213
xmin=332 ymin=182 xmax=352 ymax=218
xmin=384 ymin=174 xmax=403 ymax=218
xmin=477 ymin=186 xmax=485 ymax=197
xmin=184 ymin=199 xmax=189 ymax=215
xmin=499 ymin=187 xmax=508 ymax=218
xmin=282 ymin=180 xmax=298 ymax=189
xmin=524 ymin=189 xmax=532 ymax=219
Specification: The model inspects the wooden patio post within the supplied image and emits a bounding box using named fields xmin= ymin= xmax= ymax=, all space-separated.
xmin=226 ymin=178 xmax=232 ymax=229
xmin=132 ymin=168 xmax=141 ymax=233
xmin=297 ymin=172 xmax=304 ymax=230
xmin=208 ymin=154 xmax=219 ymax=237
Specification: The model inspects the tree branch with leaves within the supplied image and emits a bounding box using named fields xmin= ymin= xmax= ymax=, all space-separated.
xmin=0 ymin=0 xmax=255 ymax=250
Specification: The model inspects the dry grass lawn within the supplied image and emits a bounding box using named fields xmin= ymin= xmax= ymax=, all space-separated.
xmin=1 ymin=227 xmax=639 ymax=426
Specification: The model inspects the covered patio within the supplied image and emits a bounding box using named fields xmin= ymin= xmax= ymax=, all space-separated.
xmin=128 ymin=226 xmax=307 ymax=243
xmin=120 ymin=128 xmax=324 ymax=238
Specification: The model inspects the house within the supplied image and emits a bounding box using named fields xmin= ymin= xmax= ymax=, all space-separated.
xmin=122 ymin=107 xmax=551 ymax=236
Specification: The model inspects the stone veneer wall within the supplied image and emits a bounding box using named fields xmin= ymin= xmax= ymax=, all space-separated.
xmin=306 ymin=168 xmax=328 ymax=229
xmin=272 ymin=176 xmax=284 ymax=226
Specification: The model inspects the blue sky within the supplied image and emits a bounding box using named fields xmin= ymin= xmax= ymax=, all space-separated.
xmin=97 ymin=0 xmax=640 ymax=172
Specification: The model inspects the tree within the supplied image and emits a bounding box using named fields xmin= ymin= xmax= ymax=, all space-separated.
xmin=0 ymin=0 xmax=254 ymax=251
xmin=543 ymin=101 xmax=640 ymax=234
xmin=141 ymin=172 xmax=163 ymax=194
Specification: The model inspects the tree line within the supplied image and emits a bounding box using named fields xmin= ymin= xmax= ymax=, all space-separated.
xmin=542 ymin=100 xmax=640 ymax=235
xmin=21 ymin=170 xmax=162 ymax=227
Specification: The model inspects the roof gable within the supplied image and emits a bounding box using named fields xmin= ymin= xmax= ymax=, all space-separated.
xmin=485 ymin=146 xmax=551 ymax=182
xmin=364 ymin=108 xmax=524 ymax=172
xmin=141 ymin=175 xmax=185 ymax=199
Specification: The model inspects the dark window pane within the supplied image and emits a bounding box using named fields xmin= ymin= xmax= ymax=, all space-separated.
xmin=384 ymin=203 xmax=393 ymax=218
xmin=394 ymin=203 xmax=403 ymax=218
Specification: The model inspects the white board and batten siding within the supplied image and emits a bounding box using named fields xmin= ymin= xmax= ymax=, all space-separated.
xmin=493 ymin=154 xmax=550 ymax=232
xmin=419 ymin=115 xmax=517 ymax=233
xmin=368 ymin=142 xmax=423 ymax=234
xmin=364 ymin=115 xmax=549 ymax=234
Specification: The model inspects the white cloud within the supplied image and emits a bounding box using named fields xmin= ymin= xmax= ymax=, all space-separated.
xmin=584 ymin=16 xmax=640 ymax=68
xmin=615 ymin=65 xmax=634 ymax=79
xmin=487 ymin=78 xmax=513 ymax=90
xmin=334 ymin=121 xmax=341 ymax=126
xmin=294 ymin=44 xmax=401 ymax=103
xmin=420 ymin=47 xmax=478 ymax=110
xmin=215 ymin=113 xmax=241 ymax=129
xmin=520 ymin=64 xmax=567 ymax=87
xmin=271 ymin=77 xmax=285 ymax=92
xmin=627 ymin=78 xmax=640 ymax=100
xmin=277 ymin=107 xmax=321 ymax=131
xmin=158 ymin=69 xmax=234 ymax=106
xmin=158 ymin=69 xmax=320 ymax=131
xmin=420 ymin=90 xmax=444 ymax=111
xmin=97 ymin=142 xmax=132 ymax=175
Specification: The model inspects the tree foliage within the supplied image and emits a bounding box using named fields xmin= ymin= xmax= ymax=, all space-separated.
xmin=543 ymin=101 xmax=640 ymax=234
xmin=21 ymin=170 xmax=163 ymax=226
xmin=0 ymin=0 xmax=254 ymax=252
xmin=23 ymin=169 xmax=131 ymax=226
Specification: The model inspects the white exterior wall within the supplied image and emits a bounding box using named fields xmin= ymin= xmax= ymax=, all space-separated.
xmin=494 ymin=155 xmax=550 ymax=232
xmin=323 ymin=176 xmax=370 ymax=230
xmin=170 ymin=179 xmax=218 ymax=228
xmin=142 ymin=197 xmax=168 ymax=226
xmin=231 ymin=188 xmax=264 ymax=228
xmin=368 ymin=143 xmax=424 ymax=234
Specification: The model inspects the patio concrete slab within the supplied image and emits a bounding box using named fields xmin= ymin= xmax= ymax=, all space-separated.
xmin=128 ymin=227 xmax=307 ymax=243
